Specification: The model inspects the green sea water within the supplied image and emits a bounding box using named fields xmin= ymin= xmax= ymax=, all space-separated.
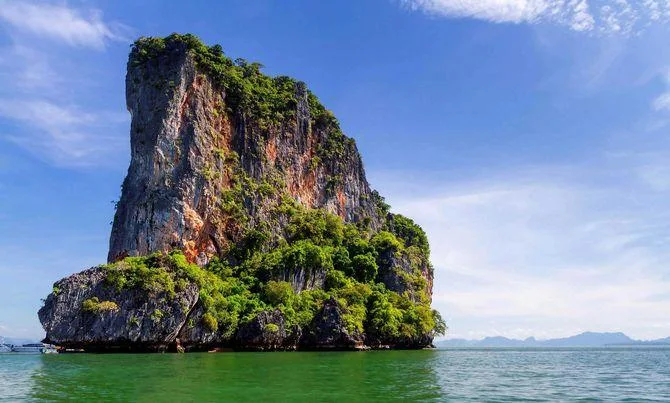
xmin=1 ymin=348 xmax=669 ymax=401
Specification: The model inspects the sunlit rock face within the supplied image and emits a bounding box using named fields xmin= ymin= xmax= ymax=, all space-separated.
xmin=109 ymin=38 xmax=381 ymax=265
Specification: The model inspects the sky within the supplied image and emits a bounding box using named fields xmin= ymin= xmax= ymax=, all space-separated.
xmin=1 ymin=0 xmax=670 ymax=341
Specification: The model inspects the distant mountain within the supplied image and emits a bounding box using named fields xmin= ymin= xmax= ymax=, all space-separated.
xmin=438 ymin=332 xmax=670 ymax=347
xmin=438 ymin=338 xmax=476 ymax=347
xmin=477 ymin=336 xmax=538 ymax=347
xmin=614 ymin=336 xmax=670 ymax=346
xmin=544 ymin=332 xmax=633 ymax=347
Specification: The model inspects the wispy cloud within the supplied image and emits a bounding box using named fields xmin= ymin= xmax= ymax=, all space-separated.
xmin=0 ymin=1 xmax=127 ymax=49
xmin=0 ymin=100 xmax=126 ymax=166
xmin=0 ymin=1 xmax=130 ymax=167
xmin=652 ymin=92 xmax=670 ymax=110
xmin=0 ymin=100 xmax=95 ymax=127
xmin=0 ymin=45 xmax=61 ymax=92
xmin=651 ymin=70 xmax=670 ymax=112
xmin=401 ymin=0 xmax=670 ymax=34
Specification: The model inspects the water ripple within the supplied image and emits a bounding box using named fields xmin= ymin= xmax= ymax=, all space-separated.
xmin=0 ymin=348 xmax=668 ymax=401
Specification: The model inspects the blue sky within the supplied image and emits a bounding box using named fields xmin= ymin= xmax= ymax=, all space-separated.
xmin=1 ymin=0 xmax=670 ymax=341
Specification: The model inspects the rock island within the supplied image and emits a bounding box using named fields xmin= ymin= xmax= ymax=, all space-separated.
xmin=38 ymin=34 xmax=445 ymax=352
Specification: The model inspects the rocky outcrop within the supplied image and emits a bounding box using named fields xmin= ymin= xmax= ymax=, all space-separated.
xmin=235 ymin=310 xmax=300 ymax=351
xmin=274 ymin=266 xmax=327 ymax=293
xmin=300 ymin=297 xmax=364 ymax=349
xmin=39 ymin=271 xmax=347 ymax=351
xmin=39 ymin=267 xmax=198 ymax=351
xmin=174 ymin=302 xmax=224 ymax=348
xmin=109 ymin=37 xmax=381 ymax=265
xmin=38 ymin=34 xmax=441 ymax=352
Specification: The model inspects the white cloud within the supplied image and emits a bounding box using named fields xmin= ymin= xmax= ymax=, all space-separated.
xmin=0 ymin=1 xmax=127 ymax=49
xmin=0 ymin=100 xmax=126 ymax=166
xmin=0 ymin=45 xmax=61 ymax=91
xmin=652 ymin=92 xmax=670 ymax=110
xmin=650 ymin=69 xmax=670 ymax=114
xmin=402 ymin=0 xmax=550 ymax=24
xmin=371 ymin=156 xmax=670 ymax=340
xmin=0 ymin=100 xmax=95 ymax=127
xmin=0 ymin=1 xmax=131 ymax=167
xmin=401 ymin=0 xmax=670 ymax=33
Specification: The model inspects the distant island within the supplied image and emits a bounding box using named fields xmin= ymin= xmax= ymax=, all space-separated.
xmin=438 ymin=332 xmax=670 ymax=347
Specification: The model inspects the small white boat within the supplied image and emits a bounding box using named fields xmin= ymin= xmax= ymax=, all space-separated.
xmin=11 ymin=343 xmax=58 ymax=354
xmin=0 ymin=337 xmax=12 ymax=353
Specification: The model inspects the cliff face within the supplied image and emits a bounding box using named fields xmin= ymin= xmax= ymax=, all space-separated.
xmin=39 ymin=34 xmax=443 ymax=352
xmin=109 ymin=38 xmax=380 ymax=265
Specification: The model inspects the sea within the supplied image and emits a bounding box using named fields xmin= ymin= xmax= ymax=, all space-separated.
xmin=1 ymin=347 xmax=669 ymax=401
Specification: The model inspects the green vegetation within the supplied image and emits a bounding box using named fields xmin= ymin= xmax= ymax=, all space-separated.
xmin=386 ymin=214 xmax=430 ymax=257
xmin=104 ymin=254 xmax=178 ymax=297
xmin=82 ymin=297 xmax=119 ymax=314
xmin=129 ymin=316 xmax=141 ymax=327
xmin=150 ymin=309 xmax=164 ymax=322
xmin=132 ymin=34 xmax=300 ymax=130
xmin=101 ymin=192 xmax=444 ymax=342
xmin=202 ymin=312 xmax=218 ymax=332
xmin=350 ymin=253 xmax=377 ymax=283
xmin=264 ymin=281 xmax=293 ymax=306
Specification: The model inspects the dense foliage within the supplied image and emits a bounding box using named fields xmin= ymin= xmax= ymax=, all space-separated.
xmin=82 ymin=297 xmax=119 ymax=314
xmin=133 ymin=34 xmax=328 ymax=131
xmin=101 ymin=197 xmax=445 ymax=343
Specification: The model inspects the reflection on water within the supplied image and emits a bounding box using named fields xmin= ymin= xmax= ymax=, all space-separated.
xmin=19 ymin=351 xmax=442 ymax=402
xmin=1 ymin=348 xmax=669 ymax=401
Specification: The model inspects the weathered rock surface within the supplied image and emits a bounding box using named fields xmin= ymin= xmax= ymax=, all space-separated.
xmin=39 ymin=271 xmax=346 ymax=351
xmin=109 ymin=38 xmax=381 ymax=265
xmin=300 ymin=297 xmax=364 ymax=349
xmin=39 ymin=267 xmax=198 ymax=351
xmin=235 ymin=310 xmax=299 ymax=351
xmin=273 ymin=265 xmax=327 ymax=293
xmin=174 ymin=302 xmax=225 ymax=348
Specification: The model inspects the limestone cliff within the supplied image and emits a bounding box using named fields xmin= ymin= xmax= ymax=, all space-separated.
xmin=39 ymin=34 xmax=444 ymax=352
xmin=109 ymin=36 xmax=380 ymax=265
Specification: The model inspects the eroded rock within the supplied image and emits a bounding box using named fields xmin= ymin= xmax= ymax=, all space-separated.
xmin=301 ymin=297 xmax=364 ymax=349
xmin=39 ymin=267 xmax=198 ymax=351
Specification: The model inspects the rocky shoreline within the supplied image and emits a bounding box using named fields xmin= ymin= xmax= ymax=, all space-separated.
xmin=40 ymin=264 xmax=436 ymax=353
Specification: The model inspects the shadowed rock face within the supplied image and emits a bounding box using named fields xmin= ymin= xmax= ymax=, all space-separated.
xmin=37 ymin=263 xmax=426 ymax=352
xmin=235 ymin=310 xmax=300 ymax=351
xmin=38 ymin=267 xmax=199 ymax=351
xmin=109 ymin=39 xmax=381 ymax=265
xmin=300 ymin=297 xmax=363 ymax=349
xmin=39 ymin=269 xmax=359 ymax=351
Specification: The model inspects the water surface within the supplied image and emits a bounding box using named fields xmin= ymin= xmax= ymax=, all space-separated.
xmin=1 ymin=348 xmax=668 ymax=401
